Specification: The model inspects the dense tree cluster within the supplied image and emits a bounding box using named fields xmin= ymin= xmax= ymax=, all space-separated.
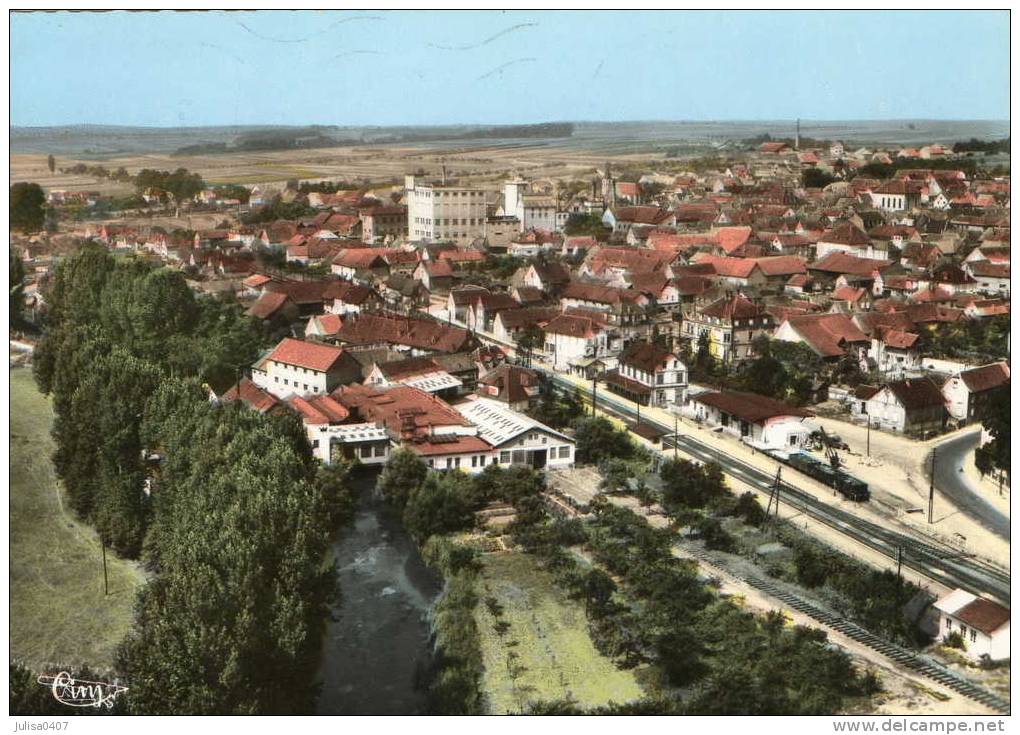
xmin=28 ymin=243 xmax=347 ymax=713
xmin=10 ymin=182 xmax=46 ymax=232
xmin=975 ymin=384 xmax=1009 ymax=477
xmin=240 ymin=195 xmax=316 ymax=224
xmin=915 ymin=317 xmax=1010 ymax=364
xmin=134 ymin=168 xmax=205 ymax=202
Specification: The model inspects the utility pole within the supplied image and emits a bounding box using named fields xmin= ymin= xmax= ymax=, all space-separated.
xmin=101 ymin=539 xmax=109 ymax=596
xmin=673 ymin=412 xmax=678 ymax=460
xmin=928 ymin=447 xmax=936 ymax=524
xmin=896 ymin=546 xmax=903 ymax=583
xmin=866 ymin=417 xmax=871 ymax=457
xmin=591 ymin=373 xmax=598 ymax=418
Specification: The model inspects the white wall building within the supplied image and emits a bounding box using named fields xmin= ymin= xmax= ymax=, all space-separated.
xmin=406 ymin=175 xmax=488 ymax=244
xmin=933 ymin=589 xmax=1010 ymax=661
xmin=456 ymin=397 xmax=575 ymax=470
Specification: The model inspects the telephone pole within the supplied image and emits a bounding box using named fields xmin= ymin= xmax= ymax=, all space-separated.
xmin=101 ymin=539 xmax=109 ymax=596
xmin=928 ymin=447 xmax=936 ymax=524
xmin=866 ymin=417 xmax=871 ymax=457
xmin=591 ymin=373 xmax=598 ymax=417
xmin=673 ymin=412 xmax=678 ymax=460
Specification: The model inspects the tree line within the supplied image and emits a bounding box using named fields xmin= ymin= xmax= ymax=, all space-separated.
xmin=28 ymin=243 xmax=353 ymax=713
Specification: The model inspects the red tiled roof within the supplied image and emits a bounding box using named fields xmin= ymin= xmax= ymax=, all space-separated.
xmin=543 ymin=313 xmax=604 ymax=338
xmin=716 ymin=226 xmax=753 ymax=254
xmin=875 ymin=327 xmax=919 ymax=350
xmin=700 ymin=293 xmax=766 ymax=321
xmin=289 ymin=394 xmax=350 ymax=425
xmin=247 ymin=291 xmax=294 ymax=320
xmin=809 ymin=252 xmax=893 ymax=277
xmin=959 ymin=363 xmax=1010 ymax=393
xmin=335 ymin=312 xmax=473 ymax=353
xmin=819 ymin=222 xmax=871 ymax=246
xmin=954 ymin=598 xmax=1011 ymax=635
xmin=882 ymin=377 xmax=945 ymax=410
xmin=331 ymin=383 xmax=469 ymax=437
xmin=612 ymin=206 xmax=675 ymax=225
xmin=266 ymin=338 xmax=348 ymax=372
xmin=618 ymin=340 xmax=675 ymax=374
xmin=783 ymin=313 xmax=870 ymax=357
xmin=221 ymin=377 xmax=279 ymax=413
xmin=695 ymin=389 xmax=812 ymax=423
xmin=590 ymin=247 xmax=673 ymax=275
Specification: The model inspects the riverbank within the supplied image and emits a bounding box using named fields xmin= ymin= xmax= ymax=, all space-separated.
xmin=9 ymin=367 xmax=145 ymax=671
xmin=315 ymin=469 xmax=442 ymax=714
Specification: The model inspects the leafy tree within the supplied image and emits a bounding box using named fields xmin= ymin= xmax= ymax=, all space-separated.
xmin=10 ymin=248 xmax=26 ymax=326
xmin=514 ymin=325 xmax=543 ymax=367
xmin=563 ymin=212 xmax=609 ymax=239
xmin=573 ymin=416 xmax=636 ymax=464
xmin=403 ymin=472 xmax=476 ymax=542
xmin=47 ymin=154 xmax=56 ymax=173
xmin=378 ymin=449 xmax=428 ymax=512
xmin=120 ymin=394 xmax=337 ymax=714
xmin=10 ymin=182 xmax=46 ymax=232
xmin=975 ymin=384 xmax=1009 ymax=476
xmin=660 ymin=458 xmax=728 ymax=511
xmin=802 ymin=168 xmax=837 ymax=189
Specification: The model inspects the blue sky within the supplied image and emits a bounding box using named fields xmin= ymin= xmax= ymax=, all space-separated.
xmin=10 ymin=10 xmax=1010 ymax=127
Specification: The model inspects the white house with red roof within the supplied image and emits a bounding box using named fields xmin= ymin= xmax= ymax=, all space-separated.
xmin=542 ymin=313 xmax=612 ymax=372
xmin=933 ymin=589 xmax=1010 ymax=661
xmin=251 ymin=337 xmax=361 ymax=399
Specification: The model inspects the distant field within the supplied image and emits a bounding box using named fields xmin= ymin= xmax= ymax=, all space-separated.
xmin=475 ymin=552 xmax=644 ymax=714
xmin=9 ymin=367 xmax=145 ymax=671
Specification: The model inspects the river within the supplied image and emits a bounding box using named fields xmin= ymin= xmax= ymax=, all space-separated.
xmin=315 ymin=469 xmax=443 ymax=715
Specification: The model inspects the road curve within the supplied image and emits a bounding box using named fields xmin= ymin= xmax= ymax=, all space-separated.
xmin=931 ymin=430 xmax=1010 ymax=541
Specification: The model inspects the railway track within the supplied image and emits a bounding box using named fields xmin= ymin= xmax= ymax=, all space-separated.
xmin=544 ymin=371 xmax=1010 ymax=603
xmin=682 ymin=545 xmax=1010 ymax=714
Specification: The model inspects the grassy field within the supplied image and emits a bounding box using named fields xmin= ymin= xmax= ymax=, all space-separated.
xmin=475 ymin=552 xmax=644 ymax=714
xmin=9 ymin=367 xmax=145 ymax=671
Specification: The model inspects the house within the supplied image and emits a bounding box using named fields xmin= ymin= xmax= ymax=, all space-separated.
xmin=413 ymin=259 xmax=455 ymax=292
xmin=331 ymin=250 xmax=390 ymax=283
xmin=966 ymin=261 xmax=1010 ymax=297
xmin=334 ymin=312 xmax=478 ymax=355
xmin=251 ymin=338 xmax=362 ymax=399
xmin=365 ymin=356 xmax=462 ymax=399
xmin=870 ymin=179 xmax=923 ymax=212
xmin=331 ymin=383 xmax=485 ymax=469
xmin=560 ymin=281 xmax=648 ymax=327
xmin=858 ymin=377 xmax=945 ymax=434
xmin=359 ymin=205 xmax=407 ymax=243
xmin=219 ymin=377 xmax=281 ymax=414
xmin=602 ymin=340 xmax=687 ymax=408
xmin=869 ymin=327 xmax=921 ymax=376
xmin=305 ymin=313 xmax=345 ymax=342
xmin=477 ymin=365 xmax=541 ymax=411
xmin=246 ymin=291 xmax=300 ymax=337
xmin=326 ymin=281 xmax=383 ymax=316
xmin=774 ymin=313 xmax=870 ymax=364
xmin=515 ymin=261 xmax=572 ymax=294
xmin=807 ymin=252 xmax=895 ymax=294
xmin=542 ymin=313 xmax=612 ymax=372
xmin=456 ymin=397 xmax=575 ymax=471
xmin=932 ymin=589 xmax=1010 ymax=661
xmin=688 ymin=390 xmax=817 ymax=451
xmin=815 ymin=222 xmax=875 ymax=259
xmin=602 ymin=205 xmax=676 ymax=234
xmin=290 ymin=393 xmax=391 ymax=466
xmin=492 ymin=306 xmax=560 ymax=346
xmin=680 ymin=293 xmax=773 ymax=363
xmin=941 ymin=362 xmax=1010 ymax=424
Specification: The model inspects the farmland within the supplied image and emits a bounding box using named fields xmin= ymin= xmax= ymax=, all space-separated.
xmin=475 ymin=552 xmax=645 ymax=714
xmin=9 ymin=367 xmax=146 ymax=671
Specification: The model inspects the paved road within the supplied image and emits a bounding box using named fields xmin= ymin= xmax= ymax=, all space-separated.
xmin=932 ymin=430 xmax=1010 ymax=541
